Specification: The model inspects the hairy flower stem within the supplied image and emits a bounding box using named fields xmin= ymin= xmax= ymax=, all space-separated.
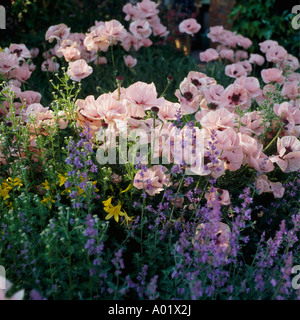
xmin=263 ymin=128 xmax=282 ymax=153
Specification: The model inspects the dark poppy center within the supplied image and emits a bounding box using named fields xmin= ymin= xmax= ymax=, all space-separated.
xmin=208 ymin=102 xmax=218 ymax=110
xmin=231 ymin=93 xmax=240 ymax=103
xmin=183 ymin=91 xmax=193 ymax=101
xmin=191 ymin=79 xmax=200 ymax=86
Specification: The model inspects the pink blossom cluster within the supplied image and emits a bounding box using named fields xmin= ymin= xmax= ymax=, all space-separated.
xmin=43 ymin=23 xmax=94 ymax=81
xmin=0 ymin=43 xmax=37 ymax=87
xmin=74 ymin=60 xmax=299 ymax=200
xmin=42 ymin=0 xmax=169 ymax=79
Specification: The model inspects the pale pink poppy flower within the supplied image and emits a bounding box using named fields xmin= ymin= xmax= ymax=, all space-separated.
xmin=238 ymin=133 xmax=261 ymax=158
xmin=45 ymin=23 xmax=70 ymax=43
xmin=178 ymin=18 xmax=201 ymax=37
xmin=199 ymin=48 xmax=219 ymax=63
xmin=84 ymin=27 xmax=110 ymax=52
xmin=94 ymin=56 xmax=107 ymax=65
xmin=133 ymin=165 xmax=171 ymax=196
xmin=234 ymin=50 xmax=248 ymax=61
xmin=219 ymin=84 xmax=249 ymax=110
xmin=215 ymin=128 xmax=244 ymax=171
xmin=281 ymin=81 xmax=299 ymax=100
xmin=202 ymin=84 xmax=224 ymax=106
xmin=261 ymin=68 xmax=285 ymax=84
xmin=24 ymin=103 xmax=49 ymax=121
xmin=255 ymin=175 xmax=272 ymax=194
xmin=239 ymin=60 xmax=252 ymax=75
xmin=103 ymin=19 xmax=127 ymax=42
xmin=136 ymin=0 xmax=159 ymax=18
xmin=139 ymin=38 xmax=153 ymax=48
xmin=1 ymin=81 xmax=22 ymax=99
xmin=239 ymin=111 xmax=264 ymax=136
xmin=249 ymin=53 xmax=265 ymax=66
xmin=28 ymin=62 xmax=36 ymax=72
xmin=218 ymin=30 xmax=236 ymax=47
xmin=247 ymin=150 xmax=274 ymax=173
xmin=287 ymin=72 xmax=300 ymax=82
xmin=207 ymin=25 xmax=224 ymax=42
xmin=175 ymin=78 xmax=201 ymax=115
xmin=280 ymin=54 xmax=299 ymax=71
xmin=129 ymin=19 xmax=152 ymax=39
xmin=0 ymin=52 xmax=19 ymax=74
xmin=186 ymin=71 xmax=216 ymax=91
xmin=0 ymin=276 xmax=24 ymax=300
xmin=6 ymin=79 xmax=22 ymax=88
xmin=205 ymin=188 xmax=230 ymax=206
xmin=270 ymin=182 xmax=285 ymax=198
xmin=61 ymin=45 xmax=81 ymax=62
xmin=255 ymin=175 xmax=285 ymax=198
xmin=8 ymin=62 xmax=32 ymax=82
xmin=193 ymin=222 xmax=232 ymax=257
xmin=274 ymin=102 xmax=300 ymax=136
xmin=219 ymin=49 xmax=235 ymax=62
xmin=152 ymin=22 xmax=169 ymax=37
xmin=125 ymin=103 xmax=146 ymax=119
xmin=123 ymin=3 xmax=140 ymax=21
xmin=88 ymin=20 xmax=105 ymax=32
xmin=19 ymin=90 xmax=42 ymax=105
xmin=239 ymin=135 xmax=274 ymax=172
xmin=157 ymin=100 xmax=181 ymax=122
xmin=97 ymin=95 xmax=126 ymax=125
xmin=121 ymin=33 xmax=142 ymax=51
xmin=259 ymin=40 xmax=278 ymax=53
xmin=225 ymin=63 xmax=247 ymax=78
xmin=67 ymin=59 xmax=93 ymax=82
xmin=200 ymin=108 xmax=235 ymax=132
xmin=30 ymin=47 xmax=39 ymax=59
xmin=234 ymin=76 xmax=261 ymax=98
xmin=41 ymin=59 xmax=60 ymax=72
xmin=76 ymin=95 xmax=103 ymax=134
xmin=25 ymin=105 xmax=58 ymax=135
xmin=265 ymin=45 xmax=287 ymax=64
xmin=122 ymin=81 xmax=164 ymax=111
xmin=195 ymin=109 xmax=211 ymax=122
xmin=124 ymin=55 xmax=137 ymax=67
xmin=145 ymin=14 xmax=161 ymax=27
xmin=237 ymin=36 xmax=252 ymax=49
xmin=6 ymin=43 xmax=31 ymax=61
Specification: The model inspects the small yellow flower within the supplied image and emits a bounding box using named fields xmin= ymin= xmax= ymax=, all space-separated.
xmin=0 ymin=184 xmax=10 ymax=200
xmin=120 ymin=209 xmax=134 ymax=226
xmin=4 ymin=177 xmax=23 ymax=190
xmin=103 ymin=197 xmax=128 ymax=223
xmin=57 ymin=173 xmax=67 ymax=187
xmin=42 ymin=179 xmax=51 ymax=190
xmin=41 ymin=195 xmax=55 ymax=208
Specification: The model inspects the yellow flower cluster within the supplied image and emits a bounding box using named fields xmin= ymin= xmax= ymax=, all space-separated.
xmin=40 ymin=173 xmax=99 ymax=208
xmin=0 ymin=177 xmax=23 ymax=201
xmin=102 ymin=183 xmax=133 ymax=225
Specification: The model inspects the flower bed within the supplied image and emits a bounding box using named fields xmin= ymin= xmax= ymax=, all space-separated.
xmin=0 ymin=0 xmax=299 ymax=300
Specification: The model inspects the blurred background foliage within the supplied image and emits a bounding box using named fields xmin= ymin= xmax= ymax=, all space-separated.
xmin=228 ymin=0 xmax=300 ymax=57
